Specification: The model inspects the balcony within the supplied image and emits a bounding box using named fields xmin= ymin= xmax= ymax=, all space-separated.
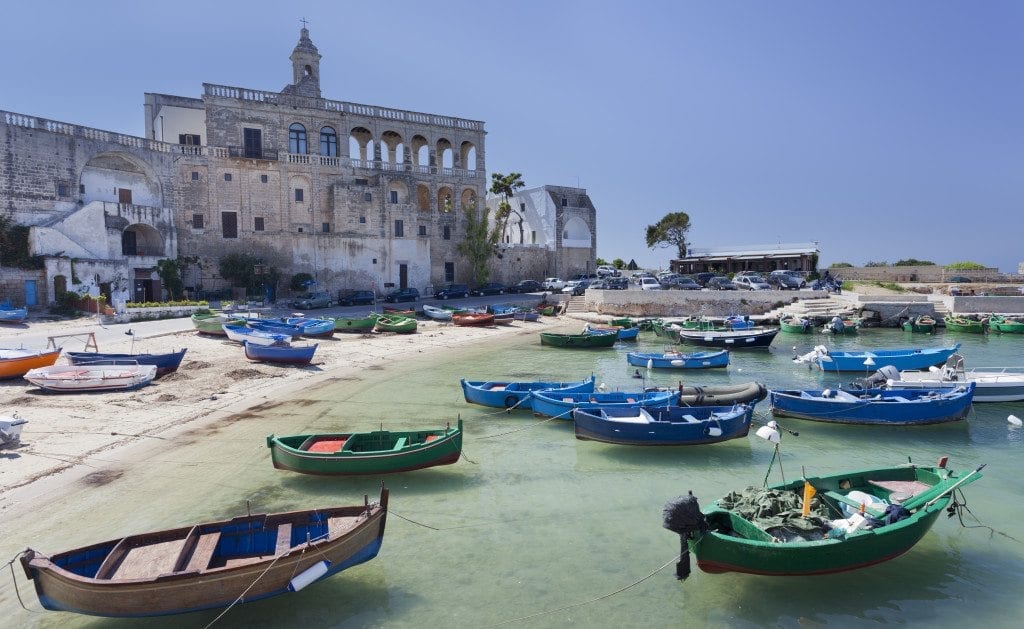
xmin=228 ymin=146 xmax=279 ymax=161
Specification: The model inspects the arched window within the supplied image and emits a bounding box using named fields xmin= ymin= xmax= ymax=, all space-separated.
xmin=289 ymin=123 xmax=307 ymax=154
xmin=320 ymin=127 xmax=337 ymax=157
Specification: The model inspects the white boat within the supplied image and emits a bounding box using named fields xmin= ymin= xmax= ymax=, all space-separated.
xmin=422 ymin=304 xmax=453 ymax=321
xmin=1 ymin=414 xmax=27 ymax=449
xmin=23 ymin=364 xmax=158 ymax=393
xmin=221 ymin=323 xmax=290 ymax=346
xmin=863 ymin=354 xmax=1024 ymax=403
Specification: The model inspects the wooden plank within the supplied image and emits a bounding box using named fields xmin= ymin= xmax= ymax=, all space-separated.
xmin=328 ymin=516 xmax=360 ymax=539
xmin=275 ymin=523 xmax=293 ymax=555
xmin=112 ymin=538 xmax=187 ymax=580
xmin=171 ymin=526 xmax=200 ymax=573
xmin=94 ymin=538 xmax=128 ymax=580
xmin=183 ymin=532 xmax=221 ymax=572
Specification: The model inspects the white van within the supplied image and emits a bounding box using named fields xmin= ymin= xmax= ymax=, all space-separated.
xmin=543 ymin=277 xmax=565 ymax=291
xmin=639 ymin=277 xmax=662 ymax=290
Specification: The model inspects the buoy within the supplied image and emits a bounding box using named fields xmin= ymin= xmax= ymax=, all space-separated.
xmin=289 ymin=560 xmax=331 ymax=592
xmin=1009 ymin=414 xmax=1022 ymax=427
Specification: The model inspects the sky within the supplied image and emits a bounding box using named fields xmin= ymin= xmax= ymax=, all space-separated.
xmin=2 ymin=1 xmax=1022 ymax=271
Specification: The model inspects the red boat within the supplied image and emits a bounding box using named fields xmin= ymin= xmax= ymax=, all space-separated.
xmin=452 ymin=313 xmax=494 ymax=327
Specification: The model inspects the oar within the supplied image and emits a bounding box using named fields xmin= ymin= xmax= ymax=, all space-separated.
xmin=924 ymin=464 xmax=986 ymax=509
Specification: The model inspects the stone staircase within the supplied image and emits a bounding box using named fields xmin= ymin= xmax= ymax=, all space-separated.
xmin=762 ymin=294 xmax=861 ymax=323
xmin=564 ymin=295 xmax=587 ymax=314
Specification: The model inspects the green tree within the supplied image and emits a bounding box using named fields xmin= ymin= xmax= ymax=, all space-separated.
xmin=218 ymin=253 xmax=264 ymax=294
xmin=0 ymin=215 xmax=44 ymax=269
xmin=596 ymin=257 xmax=608 ymax=266
xmin=864 ymin=260 xmax=889 ymax=267
xmin=645 ymin=211 xmax=691 ymax=258
xmin=895 ymin=258 xmax=935 ymax=266
xmin=155 ymin=258 xmax=186 ymax=300
xmin=612 ymin=258 xmax=625 ymax=269
xmin=488 ymin=172 xmax=525 ymax=244
xmin=945 ymin=261 xmax=986 ymax=270
xmin=829 ymin=262 xmax=854 ymax=268
xmin=457 ymin=201 xmax=495 ymax=285
xmin=290 ymin=273 xmax=314 ymax=291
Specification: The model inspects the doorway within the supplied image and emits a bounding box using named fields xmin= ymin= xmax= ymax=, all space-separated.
xmin=118 ymin=188 xmax=133 ymax=205
xmin=399 ymin=264 xmax=408 ymax=289
xmin=24 ymin=280 xmax=37 ymax=306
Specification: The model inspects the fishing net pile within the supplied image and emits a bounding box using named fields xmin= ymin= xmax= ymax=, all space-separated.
xmin=716 ymin=487 xmax=833 ymax=541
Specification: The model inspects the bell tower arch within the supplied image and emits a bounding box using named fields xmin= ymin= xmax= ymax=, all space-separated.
xmin=288 ymin=25 xmax=322 ymax=98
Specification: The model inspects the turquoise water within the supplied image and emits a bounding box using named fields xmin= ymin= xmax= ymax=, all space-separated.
xmin=4 ymin=327 xmax=1023 ymax=627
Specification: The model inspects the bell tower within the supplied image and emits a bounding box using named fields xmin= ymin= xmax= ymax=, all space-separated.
xmin=288 ymin=25 xmax=322 ymax=98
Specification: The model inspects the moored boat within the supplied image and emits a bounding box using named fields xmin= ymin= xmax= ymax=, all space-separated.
xmin=540 ymin=330 xmax=617 ymax=348
xmin=676 ymin=327 xmax=779 ymax=349
xmin=0 ymin=348 xmax=62 ymax=380
xmin=822 ymin=316 xmax=860 ymax=334
xmin=779 ymin=315 xmax=815 ymax=333
xmin=460 ymin=374 xmax=596 ymax=409
xmin=676 ymin=381 xmax=768 ymax=406
xmin=452 ymin=313 xmax=495 ymax=327
xmin=902 ymin=315 xmax=936 ymax=333
xmin=529 ymin=389 xmax=678 ymax=419
xmin=24 ymin=364 xmax=158 ymax=392
xmin=267 ymin=421 xmax=462 ymax=475
xmin=585 ymin=324 xmax=639 ymax=340
xmin=244 ymin=341 xmax=317 ymax=364
xmin=19 ymin=487 xmax=389 ymax=617
xmin=626 ymin=350 xmax=729 ymax=369
xmin=573 ymin=404 xmax=754 ymax=446
xmin=794 ymin=344 xmax=961 ymax=372
xmin=65 ymin=349 xmax=187 ymax=378
xmin=769 ymin=383 xmax=975 ymax=425
xmin=858 ymin=355 xmax=1024 ymax=403
xmin=943 ymin=315 xmax=986 ymax=334
xmin=989 ymin=315 xmax=1024 ymax=334
xmin=373 ymin=314 xmax=417 ymax=333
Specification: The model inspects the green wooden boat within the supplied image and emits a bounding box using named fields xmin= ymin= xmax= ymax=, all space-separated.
xmin=779 ymin=315 xmax=815 ymax=333
xmin=902 ymin=315 xmax=936 ymax=333
xmin=609 ymin=318 xmax=636 ymax=328
xmin=536 ymin=305 xmax=557 ymax=316
xmin=944 ymin=315 xmax=986 ymax=334
xmin=540 ymin=330 xmax=617 ymax=348
xmin=333 ymin=313 xmax=379 ymax=332
xmin=664 ymin=461 xmax=983 ymax=577
xmin=990 ymin=315 xmax=1024 ymax=334
xmin=267 ymin=420 xmax=463 ymax=475
xmin=373 ymin=314 xmax=417 ymax=334
xmin=191 ymin=312 xmax=244 ymax=335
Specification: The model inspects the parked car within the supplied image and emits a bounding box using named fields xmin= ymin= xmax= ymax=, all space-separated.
xmin=571 ymin=279 xmax=593 ymax=296
xmin=732 ymin=275 xmax=770 ymax=290
xmin=638 ymin=277 xmax=662 ymax=291
xmin=434 ymin=284 xmax=469 ymax=299
xmin=596 ymin=265 xmax=620 ymax=277
xmin=562 ymin=279 xmax=581 ymax=293
xmin=337 ymin=289 xmax=375 ymax=306
xmin=471 ymin=282 xmax=507 ymax=296
xmin=767 ymin=270 xmax=807 ymax=290
xmin=706 ymin=277 xmax=737 ymax=290
xmin=604 ymin=277 xmax=629 ymax=290
xmin=509 ymin=279 xmax=544 ymax=294
xmin=947 ymin=276 xmax=972 ymax=283
xmin=664 ymin=276 xmax=702 ymax=290
xmin=291 ymin=291 xmax=331 ymax=309
xmin=543 ymin=277 xmax=566 ymax=291
xmin=587 ymin=279 xmax=608 ymax=289
xmin=693 ymin=272 xmax=721 ymax=287
xmin=384 ymin=287 xmax=420 ymax=303
xmin=632 ymin=273 xmax=657 ymax=285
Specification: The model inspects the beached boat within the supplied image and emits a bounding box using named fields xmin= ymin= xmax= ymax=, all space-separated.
xmin=0 ymin=348 xmax=62 ymax=379
xmin=626 ymin=350 xmax=730 ymax=369
xmin=283 ymin=317 xmax=335 ymax=338
xmin=24 ymin=364 xmax=158 ymax=393
xmin=267 ymin=421 xmax=463 ymax=475
xmin=65 ymin=349 xmax=187 ymax=378
xmin=858 ymin=355 xmax=1024 ymax=403
xmin=677 ymin=327 xmax=779 ymax=349
xmin=663 ymin=461 xmax=983 ymax=576
xmin=1 ymin=413 xmax=28 ymax=449
xmin=452 ymin=313 xmax=495 ymax=327
xmin=19 ymin=486 xmax=389 ymax=617
xmin=222 ymin=324 xmax=290 ymax=346
xmin=191 ymin=313 xmax=244 ymax=335
xmin=244 ymin=341 xmax=317 ymax=365
xmin=573 ymin=403 xmax=754 ymax=446
xmin=512 ymin=311 xmax=540 ymax=322
xmin=0 ymin=306 xmax=28 ymax=324
xmin=535 ymin=305 xmax=557 ymax=316
xmin=248 ymin=319 xmax=305 ymax=339
xmin=585 ymin=324 xmax=639 ymax=340
xmin=529 ymin=389 xmax=678 ymax=419
xmin=769 ymin=383 xmax=975 ymax=425
xmin=540 ymin=330 xmax=617 ymax=348
xmin=902 ymin=315 xmax=936 ymax=333
xmin=382 ymin=306 xmax=416 ymax=317
xmin=332 ymin=313 xmax=379 ymax=333
xmin=794 ymin=344 xmax=961 ymax=372
xmin=460 ymin=375 xmax=596 ymax=409
xmin=989 ymin=315 xmax=1024 ymax=334
xmin=943 ymin=315 xmax=986 ymax=334
xmin=492 ymin=313 xmax=516 ymax=326
xmin=422 ymin=304 xmax=453 ymax=321
xmin=373 ymin=314 xmax=417 ymax=333
xmin=779 ymin=315 xmax=815 ymax=333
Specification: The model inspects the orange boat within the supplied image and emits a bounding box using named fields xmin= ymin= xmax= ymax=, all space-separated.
xmin=452 ymin=313 xmax=495 ymax=327
xmin=0 ymin=348 xmax=61 ymax=379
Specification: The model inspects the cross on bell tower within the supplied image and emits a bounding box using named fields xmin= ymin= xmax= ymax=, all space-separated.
xmin=289 ymin=22 xmax=322 ymax=98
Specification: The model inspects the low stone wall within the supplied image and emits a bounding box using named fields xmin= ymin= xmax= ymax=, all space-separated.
xmin=583 ymin=289 xmax=812 ymax=317
xmin=950 ymin=295 xmax=1024 ymax=314
xmin=834 ymin=265 xmax=1006 ymax=283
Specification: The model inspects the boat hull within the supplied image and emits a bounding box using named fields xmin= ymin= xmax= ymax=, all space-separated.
xmin=626 ymin=350 xmax=729 ymax=369
xmin=769 ymin=385 xmax=975 ymax=425
xmin=65 ymin=349 xmax=187 ymax=378
xmin=373 ymin=315 xmax=417 ymax=333
xmin=815 ymin=344 xmax=961 ymax=372
xmin=573 ymin=404 xmax=753 ymax=445
xmin=191 ymin=314 xmax=243 ymax=335
xmin=887 ymin=369 xmax=1024 ymax=402
xmin=24 ymin=365 xmax=158 ymax=392
xmin=244 ymin=341 xmax=317 ymax=364
xmin=333 ymin=315 xmax=378 ymax=332
xmin=540 ymin=331 xmax=617 ymax=348
xmin=0 ymin=308 xmax=28 ymax=323
xmin=460 ymin=376 xmax=595 ymax=409
xmin=676 ymin=328 xmax=779 ymax=349
xmin=943 ymin=317 xmax=985 ymax=333
xmin=529 ymin=390 xmax=678 ymax=419
xmin=0 ymin=348 xmax=62 ymax=379
xmin=453 ymin=314 xmax=495 ymax=327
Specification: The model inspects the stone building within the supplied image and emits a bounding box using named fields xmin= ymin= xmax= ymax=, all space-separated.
xmin=672 ymin=242 xmax=820 ymax=275
xmin=1 ymin=28 xmax=490 ymax=306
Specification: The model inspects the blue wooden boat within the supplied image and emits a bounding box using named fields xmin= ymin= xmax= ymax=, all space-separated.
xmin=626 ymin=350 xmax=729 ymax=369
xmin=244 ymin=341 xmax=318 ymax=364
xmin=222 ymin=324 xmax=290 ymax=346
xmin=801 ymin=344 xmax=961 ymax=372
xmin=460 ymin=375 xmax=596 ymax=410
xmin=0 ymin=307 xmax=28 ymax=324
xmin=529 ymin=389 xmax=678 ymax=419
xmin=769 ymin=383 xmax=975 ymax=425
xmin=724 ymin=316 xmax=755 ymax=330
xmin=572 ymin=403 xmax=754 ymax=445
xmin=585 ymin=324 xmax=639 ymax=340
xmin=512 ymin=311 xmax=540 ymax=322
xmin=65 ymin=349 xmax=187 ymax=378
xmin=284 ymin=317 xmax=335 ymax=338
xmin=248 ymin=319 xmax=304 ymax=339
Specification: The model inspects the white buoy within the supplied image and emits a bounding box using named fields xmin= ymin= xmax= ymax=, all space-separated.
xmin=1009 ymin=414 xmax=1023 ymax=427
xmin=289 ymin=560 xmax=330 ymax=591
xmin=597 ymin=382 xmax=607 ymax=392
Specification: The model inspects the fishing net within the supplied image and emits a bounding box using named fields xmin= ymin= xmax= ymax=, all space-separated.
xmin=717 ymin=486 xmax=833 ymax=541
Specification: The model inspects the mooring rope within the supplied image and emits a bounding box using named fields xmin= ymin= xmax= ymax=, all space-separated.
xmin=477 ymin=410 xmax=572 ymax=439
xmin=5 ymin=553 xmax=36 ymax=613
xmin=948 ymin=488 xmax=1022 ymax=544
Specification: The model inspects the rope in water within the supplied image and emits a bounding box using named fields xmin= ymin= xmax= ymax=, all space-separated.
xmin=948 ymin=488 xmax=1022 ymax=544
xmin=5 ymin=554 xmax=36 ymax=613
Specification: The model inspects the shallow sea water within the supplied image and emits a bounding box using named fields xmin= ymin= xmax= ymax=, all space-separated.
xmin=4 ymin=326 xmax=1024 ymax=628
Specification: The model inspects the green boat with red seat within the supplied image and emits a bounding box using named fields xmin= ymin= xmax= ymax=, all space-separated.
xmin=267 ymin=420 xmax=462 ymax=475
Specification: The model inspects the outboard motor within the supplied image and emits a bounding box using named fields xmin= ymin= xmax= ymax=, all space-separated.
xmin=663 ymin=491 xmax=707 ymax=580
xmin=829 ymin=316 xmax=845 ymax=334
xmin=849 ymin=365 xmax=900 ymax=390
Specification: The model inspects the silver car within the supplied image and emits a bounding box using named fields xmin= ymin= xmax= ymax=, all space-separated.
xmin=733 ymin=275 xmax=770 ymax=290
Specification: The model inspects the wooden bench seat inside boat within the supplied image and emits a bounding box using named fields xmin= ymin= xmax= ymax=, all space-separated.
xmin=275 ymin=523 xmax=292 ymax=555
xmin=328 ymin=516 xmax=361 ymax=538
xmin=101 ymin=537 xmax=188 ymax=580
xmin=391 ymin=438 xmax=407 ymax=450
xmin=867 ymin=479 xmax=932 ymax=504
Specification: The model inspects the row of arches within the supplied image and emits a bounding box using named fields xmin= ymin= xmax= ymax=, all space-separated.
xmin=286 ymin=123 xmax=477 ymax=170
xmin=386 ymin=182 xmax=478 ymax=212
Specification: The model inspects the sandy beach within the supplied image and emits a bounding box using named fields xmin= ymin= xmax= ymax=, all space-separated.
xmin=0 ymin=312 xmax=572 ymax=516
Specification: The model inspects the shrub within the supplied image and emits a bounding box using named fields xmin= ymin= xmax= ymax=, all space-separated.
xmin=944 ymin=261 xmax=986 ymax=270
xmin=829 ymin=262 xmax=853 ymax=268
xmin=290 ymin=272 xmax=314 ymax=291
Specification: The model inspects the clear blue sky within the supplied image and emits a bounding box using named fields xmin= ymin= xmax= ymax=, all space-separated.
xmin=3 ymin=1 xmax=1021 ymax=271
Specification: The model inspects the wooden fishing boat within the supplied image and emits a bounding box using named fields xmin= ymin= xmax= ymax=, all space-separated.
xmin=452 ymin=313 xmax=495 ymax=327
xmin=943 ymin=315 xmax=986 ymax=334
xmin=492 ymin=313 xmax=516 ymax=326
xmin=902 ymin=315 xmax=936 ymax=333
xmin=989 ymin=315 xmax=1024 ymax=334
xmin=664 ymin=461 xmax=983 ymax=576
xmin=626 ymin=350 xmax=729 ymax=369
xmin=267 ymin=421 xmax=462 ymax=475
xmin=822 ymin=317 xmax=860 ymax=334
xmin=540 ymin=330 xmax=617 ymax=348
xmin=24 ymin=364 xmax=158 ymax=392
xmin=724 ymin=316 xmax=755 ymax=330
xmin=535 ymin=305 xmax=557 ymax=316
xmin=373 ymin=314 xmax=417 ymax=333
xmin=191 ymin=313 xmax=244 ymax=335
xmin=585 ymin=324 xmax=639 ymax=340
xmin=283 ymin=317 xmax=335 ymax=338
xmin=529 ymin=389 xmax=678 ymax=419
xmin=19 ymin=486 xmax=389 ymax=617
xmin=573 ymin=404 xmax=754 ymax=445
xmin=460 ymin=375 xmax=596 ymax=409
xmin=608 ymin=317 xmax=636 ymax=328
xmin=65 ymin=349 xmax=187 ymax=378
xmin=867 ymin=355 xmax=1024 ymax=403
xmin=244 ymin=341 xmax=317 ymax=365
xmin=332 ymin=313 xmax=379 ymax=332
xmin=779 ymin=315 xmax=815 ymax=333
xmin=512 ymin=311 xmax=540 ymax=322
xmin=0 ymin=348 xmax=62 ymax=379
xmin=222 ymin=324 xmax=291 ymax=346
xmin=421 ymin=304 xmax=453 ymax=321
xmin=248 ymin=319 xmax=304 ymax=339
xmin=677 ymin=327 xmax=779 ymax=349
xmin=382 ymin=306 xmax=416 ymax=317
xmin=795 ymin=344 xmax=961 ymax=372
xmin=769 ymin=383 xmax=975 ymax=425
xmin=0 ymin=306 xmax=28 ymax=324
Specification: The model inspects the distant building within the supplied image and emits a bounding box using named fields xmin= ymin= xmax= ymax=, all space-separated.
xmin=671 ymin=242 xmax=820 ymax=275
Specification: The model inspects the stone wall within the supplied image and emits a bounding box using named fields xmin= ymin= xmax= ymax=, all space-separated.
xmin=832 ymin=265 xmax=1005 ymax=282
xmin=0 ymin=267 xmax=45 ymax=308
xmin=583 ymin=289 xmax=808 ymax=317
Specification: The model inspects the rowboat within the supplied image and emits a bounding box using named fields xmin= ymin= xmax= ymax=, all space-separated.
xmin=989 ymin=315 xmax=1024 ymax=334
xmin=1 ymin=413 xmax=28 ymax=449
xmin=664 ymin=461 xmax=983 ymax=576
xmin=283 ymin=317 xmax=335 ymax=338
xmin=382 ymin=306 xmax=416 ymax=317
xmin=191 ymin=313 xmax=244 ymax=335
xmin=0 ymin=306 xmax=28 ymax=324
xmin=535 ymin=305 xmax=557 ymax=316
xmin=902 ymin=315 xmax=936 ymax=333
xmin=0 ymin=348 xmax=62 ymax=379
xmin=863 ymin=355 xmax=1024 ymax=403
xmin=460 ymin=375 xmax=596 ymax=409
xmin=676 ymin=381 xmax=768 ymax=406
xmin=529 ymin=389 xmax=678 ymax=419
xmin=422 ymin=304 xmax=453 ymax=321
xmin=222 ymin=324 xmax=290 ymax=346
xmin=539 ymin=330 xmax=617 ymax=348
xmin=512 ymin=311 xmax=540 ymax=322
xmin=573 ymin=404 xmax=754 ymax=446
xmin=373 ymin=314 xmax=417 ymax=333
xmin=779 ymin=315 xmax=815 ymax=333
xmin=943 ymin=315 xmax=986 ymax=334
xmin=585 ymin=324 xmax=639 ymax=340
xmin=65 ymin=349 xmax=187 ymax=378
xmin=248 ymin=319 xmax=304 ymax=339
xmin=267 ymin=421 xmax=462 ymax=475
xmin=24 ymin=364 xmax=158 ymax=392
xmin=19 ymin=486 xmax=388 ymax=617
xmin=244 ymin=341 xmax=317 ymax=365
xmin=493 ymin=313 xmax=516 ymax=326
xmin=676 ymin=327 xmax=779 ymax=349
xmin=769 ymin=384 xmax=975 ymax=425
xmin=452 ymin=313 xmax=494 ymax=327
xmin=822 ymin=316 xmax=860 ymax=334
xmin=794 ymin=344 xmax=961 ymax=372
xmin=626 ymin=350 xmax=729 ymax=369
xmin=332 ymin=313 xmax=379 ymax=332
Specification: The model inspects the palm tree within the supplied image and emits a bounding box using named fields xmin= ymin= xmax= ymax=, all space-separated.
xmin=488 ymin=172 xmax=525 ymax=247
